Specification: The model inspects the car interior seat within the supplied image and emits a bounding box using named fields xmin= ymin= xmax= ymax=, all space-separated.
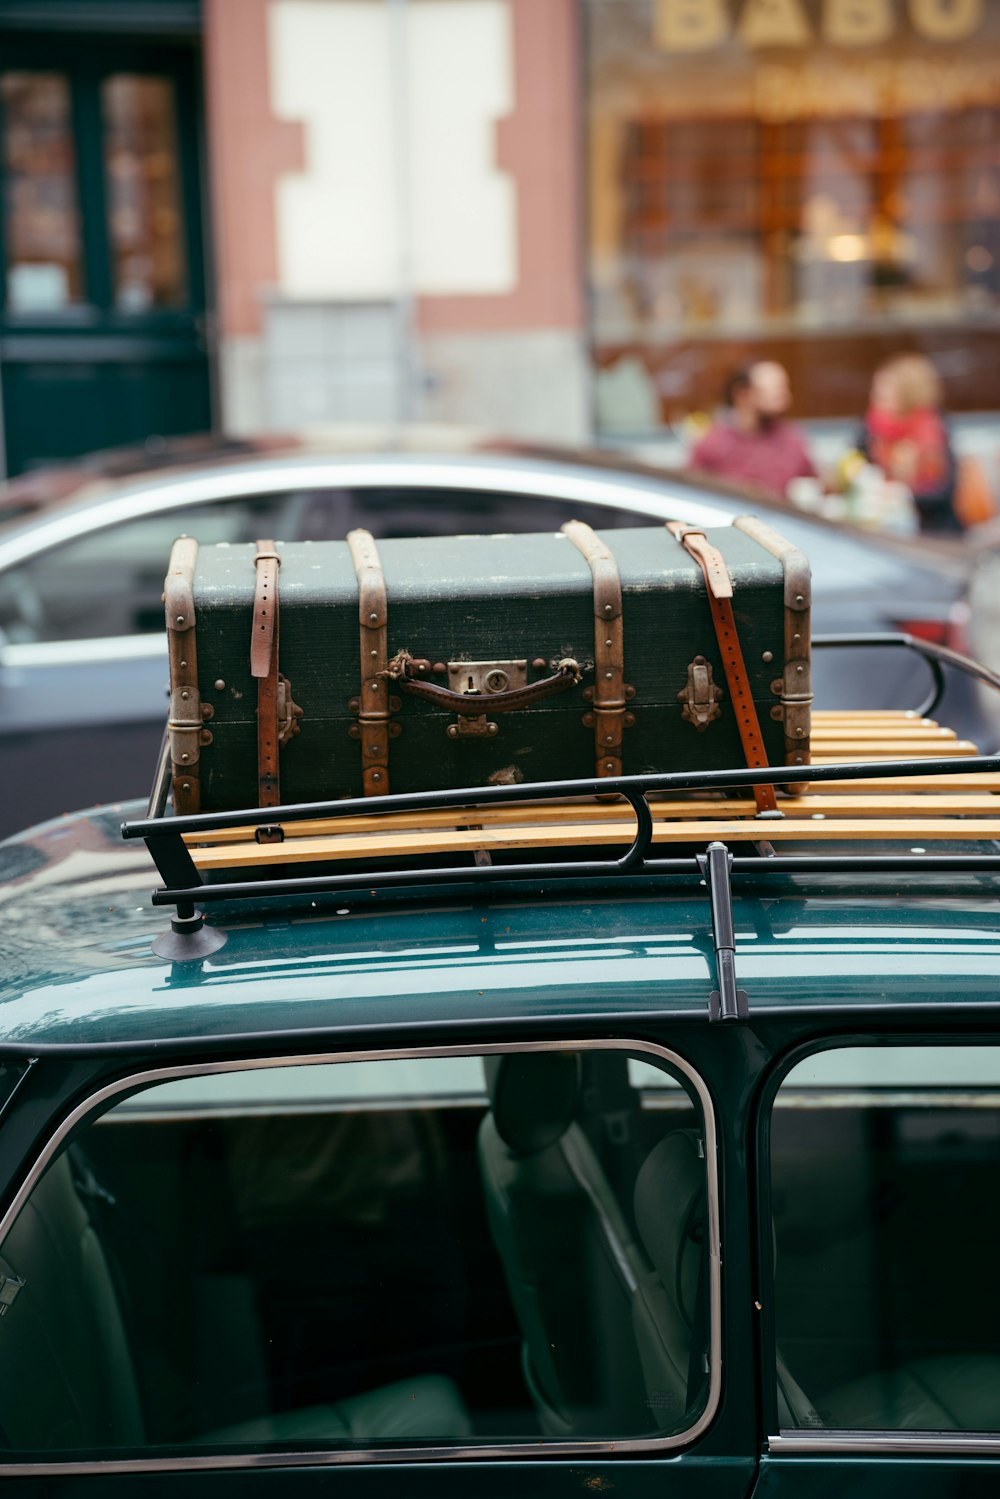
xmin=0 ymin=1150 xmax=471 ymax=1452
xmin=771 ymin=1153 xmax=1000 ymax=1432
xmin=629 ymin=1130 xmax=712 ymax=1431
xmin=477 ymin=1051 xmax=653 ymax=1436
xmin=477 ymin=1052 xmax=715 ymax=1439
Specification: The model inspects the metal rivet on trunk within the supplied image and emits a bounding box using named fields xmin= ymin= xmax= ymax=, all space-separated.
xmin=214 ymin=679 xmax=225 ymax=691
xmin=762 ymin=651 xmax=773 ymax=663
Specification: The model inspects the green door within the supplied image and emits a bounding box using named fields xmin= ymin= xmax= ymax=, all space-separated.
xmin=0 ymin=39 xmax=211 ymax=474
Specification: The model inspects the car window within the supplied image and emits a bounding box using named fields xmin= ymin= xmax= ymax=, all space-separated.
xmin=0 ymin=493 xmax=295 ymax=643
xmin=285 ymin=485 xmax=674 ymax=541
xmin=771 ymin=1044 xmax=1000 ymax=1434
xmin=0 ymin=485 xmax=676 ymax=646
xmin=0 ymin=1044 xmax=714 ymax=1459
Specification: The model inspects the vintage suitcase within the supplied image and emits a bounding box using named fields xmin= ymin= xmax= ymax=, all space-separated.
xmin=164 ymin=516 xmax=811 ymax=814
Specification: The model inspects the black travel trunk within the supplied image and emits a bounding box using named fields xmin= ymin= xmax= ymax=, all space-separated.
xmin=164 ymin=517 xmax=811 ymax=812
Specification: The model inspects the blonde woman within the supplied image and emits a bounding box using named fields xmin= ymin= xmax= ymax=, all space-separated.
xmin=858 ymin=354 xmax=959 ymax=534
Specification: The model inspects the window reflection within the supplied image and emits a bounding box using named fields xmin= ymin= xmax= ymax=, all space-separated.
xmin=1 ymin=72 xmax=84 ymax=312
xmin=102 ymin=74 xmax=188 ymax=311
xmin=0 ymin=1047 xmax=711 ymax=1452
xmin=587 ymin=0 xmax=1000 ymax=428
xmin=772 ymin=1045 xmax=1000 ymax=1433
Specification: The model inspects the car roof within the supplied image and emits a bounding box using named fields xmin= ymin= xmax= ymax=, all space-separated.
xmin=1 ymin=803 xmax=998 ymax=1055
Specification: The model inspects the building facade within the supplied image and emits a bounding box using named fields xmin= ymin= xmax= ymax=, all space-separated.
xmin=590 ymin=0 xmax=1000 ymax=435
xmin=0 ymin=0 xmax=996 ymax=474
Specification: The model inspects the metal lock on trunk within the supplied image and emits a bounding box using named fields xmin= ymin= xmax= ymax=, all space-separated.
xmin=446 ymin=659 xmax=528 ymax=739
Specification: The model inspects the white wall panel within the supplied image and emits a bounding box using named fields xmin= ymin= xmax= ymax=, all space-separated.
xmin=269 ymin=0 xmax=517 ymax=301
xmin=408 ymin=1 xmax=516 ymax=293
xmin=269 ymin=2 xmax=398 ymax=297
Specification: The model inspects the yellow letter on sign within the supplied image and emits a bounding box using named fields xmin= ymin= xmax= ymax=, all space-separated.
xmin=825 ymin=0 xmax=893 ymax=45
xmin=738 ymin=0 xmax=812 ymax=48
xmin=655 ymin=0 xmax=729 ymax=51
xmin=909 ymin=0 xmax=982 ymax=41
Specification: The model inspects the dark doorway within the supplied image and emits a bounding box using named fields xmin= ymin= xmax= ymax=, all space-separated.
xmin=0 ymin=37 xmax=212 ymax=474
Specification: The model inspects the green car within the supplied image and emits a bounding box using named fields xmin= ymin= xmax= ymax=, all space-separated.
xmin=1 ymin=658 xmax=1000 ymax=1496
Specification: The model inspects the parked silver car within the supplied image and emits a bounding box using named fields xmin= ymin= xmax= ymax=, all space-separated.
xmin=0 ymin=429 xmax=981 ymax=837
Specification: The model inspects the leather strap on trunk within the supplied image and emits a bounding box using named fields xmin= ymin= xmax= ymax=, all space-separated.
xmin=667 ymin=522 xmax=778 ymax=815
xmin=561 ymin=520 xmax=625 ymax=777
xmin=165 ymin=536 xmax=202 ymax=813
xmin=251 ymin=540 xmax=281 ymax=806
xmin=347 ymin=529 xmax=391 ymax=795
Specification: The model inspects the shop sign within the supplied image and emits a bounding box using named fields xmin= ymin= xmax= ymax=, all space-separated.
xmin=656 ymin=0 xmax=984 ymax=51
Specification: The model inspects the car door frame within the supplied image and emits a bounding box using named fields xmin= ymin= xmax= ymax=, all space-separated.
xmin=0 ymin=1015 xmax=764 ymax=1496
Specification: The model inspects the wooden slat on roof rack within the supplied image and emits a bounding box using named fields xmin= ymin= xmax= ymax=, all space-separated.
xmin=181 ymin=709 xmax=1000 ymax=872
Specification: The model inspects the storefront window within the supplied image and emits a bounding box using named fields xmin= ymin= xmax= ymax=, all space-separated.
xmin=588 ymin=0 xmax=1000 ymax=432
xmin=103 ymin=74 xmax=188 ymax=311
xmin=1 ymin=72 xmax=84 ymax=313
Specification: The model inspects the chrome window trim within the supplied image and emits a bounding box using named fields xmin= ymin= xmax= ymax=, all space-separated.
xmin=4 ymin=633 xmax=167 ymax=667
xmin=0 ymin=455 xmax=733 ymax=570
xmin=0 ymin=1036 xmax=722 ymax=1472
xmin=770 ymin=1432 xmax=1000 ymax=1455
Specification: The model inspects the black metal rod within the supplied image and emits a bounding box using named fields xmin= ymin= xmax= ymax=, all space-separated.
xmin=145 ymin=731 xmax=172 ymax=821
xmin=621 ymin=788 xmax=654 ymax=870
xmin=123 ymin=753 xmax=1000 ymax=844
xmin=149 ymin=851 xmax=1000 ymax=907
xmin=150 ymin=857 xmax=651 ymax=905
xmin=701 ymin=844 xmax=735 ymax=950
xmin=697 ymin=842 xmax=748 ymax=1022
xmin=813 ymin=631 xmax=1000 ymax=719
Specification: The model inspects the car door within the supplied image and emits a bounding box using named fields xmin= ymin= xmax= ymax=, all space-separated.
xmin=0 ymin=1033 xmax=759 ymax=1499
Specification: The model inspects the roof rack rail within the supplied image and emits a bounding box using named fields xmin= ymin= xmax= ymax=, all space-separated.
xmin=123 ymin=746 xmax=1000 ymax=901
xmin=121 ymin=633 xmax=1000 ymax=954
xmin=812 ymin=631 xmax=1000 ymax=720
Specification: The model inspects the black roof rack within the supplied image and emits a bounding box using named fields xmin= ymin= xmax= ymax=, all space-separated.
xmin=122 ymin=632 xmax=1000 ymax=969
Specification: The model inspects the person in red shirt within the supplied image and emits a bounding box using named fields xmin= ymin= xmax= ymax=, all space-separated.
xmin=857 ymin=354 xmax=959 ymax=535
xmin=688 ymin=361 xmax=816 ymax=501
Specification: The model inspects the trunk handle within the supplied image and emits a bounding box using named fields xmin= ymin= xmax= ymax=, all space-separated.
xmin=384 ymin=652 xmax=584 ymax=713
